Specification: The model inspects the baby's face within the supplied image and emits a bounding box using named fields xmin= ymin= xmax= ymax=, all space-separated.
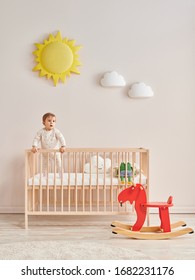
xmin=44 ymin=116 xmax=56 ymax=130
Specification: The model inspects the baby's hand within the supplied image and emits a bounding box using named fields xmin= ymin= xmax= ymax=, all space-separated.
xmin=31 ymin=147 xmax=38 ymax=153
xmin=59 ymin=146 xmax=66 ymax=153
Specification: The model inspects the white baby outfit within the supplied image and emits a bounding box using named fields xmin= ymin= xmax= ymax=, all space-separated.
xmin=32 ymin=128 xmax=66 ymax=173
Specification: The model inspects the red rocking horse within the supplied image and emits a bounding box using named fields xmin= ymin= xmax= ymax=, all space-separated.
xmin=111 ymin=184 xmax=194 ymax=239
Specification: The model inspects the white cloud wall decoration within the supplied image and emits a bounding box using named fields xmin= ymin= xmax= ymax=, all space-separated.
xmin=100 ymin=71 xmax=126 ymax=87
xmin=128 ymin=82 xmax=154 ymax=98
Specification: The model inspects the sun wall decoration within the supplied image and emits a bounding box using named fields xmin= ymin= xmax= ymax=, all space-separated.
xmin=33 ymin=31 xmax=82 ymax=86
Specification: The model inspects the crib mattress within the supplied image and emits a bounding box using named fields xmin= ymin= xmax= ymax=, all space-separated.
xmin=28 ymin=173 xmax=147 ymax=186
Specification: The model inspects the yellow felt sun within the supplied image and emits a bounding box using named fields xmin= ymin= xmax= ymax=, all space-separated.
xmin=33 ymin=31 xmax=82 ymax=86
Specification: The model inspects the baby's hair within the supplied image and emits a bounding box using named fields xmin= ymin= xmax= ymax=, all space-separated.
xmin=42 ymin=112 xmax=56 ymax=123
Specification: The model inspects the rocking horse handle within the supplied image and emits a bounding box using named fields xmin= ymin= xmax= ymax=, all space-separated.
xmin=167 ymin=196 xmax=173 ymax=205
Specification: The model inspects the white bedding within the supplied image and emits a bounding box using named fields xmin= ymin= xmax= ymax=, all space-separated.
xmin=28 ymin=173 xmax=147 ymax=186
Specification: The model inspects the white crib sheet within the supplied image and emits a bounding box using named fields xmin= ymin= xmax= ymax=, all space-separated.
xmin=28 ymin=173 xmax=147 ymax=186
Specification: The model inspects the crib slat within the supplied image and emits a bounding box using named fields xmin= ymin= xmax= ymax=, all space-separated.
xmin=110 ymin=152 xmax=114 ymax=212
xmin=82 ymin=152 xmax=85 ymax=212
xmin=117 ymin=152 xmax=120 ymax=212
xmin=39 ymin=153 xmax=43 ymax=212
xmin=24 ymin=152 xmax=28 ymax=229
xmin=54 ymin=152 xmax=57 ymax=212
xmin=139 ymin=152 xmax=142 ymax=184
xmin=103 ymin=152 xmax=106 ymax=212
xmin=60 ymin=153 xmax=64 ymax=212
xmin=68 ymin=152 xmax=70 ymax=212
xmin=89 ymin=154 xmax=92 ymax=212
xmin=132 ymin=152 xmax=136 ymax=183
xmin=96 ymin=152 xmax=99 ymax=212
xmin=46 ymin=152 xmax=49 ymax=212
xmin=32 ymin=153 xmax=35 ymax=212
xmin=125 ymin=152 xmax=128 ymax=212
xmin=75 ymin=152 xmax=78 ymax=212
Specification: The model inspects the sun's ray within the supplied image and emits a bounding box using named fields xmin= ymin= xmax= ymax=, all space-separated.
xmin=68 ymin=40 xmax=76 ymax=47
xmin=73 ymin=58 xmax=82 ymax=65
xmin=70 ymin=67 xmax=80 ymax=74
xmin=35 ymin=43 xmax=43 ymax=50
xmin=73 ymin=46 xmax=82 ymax=52
xmin=33 ymin=50 xmax=40 ymax=56
xmin=53 ymin=74 xmax=60 ymax=86
xmin=60 ymin=73 xmax=66 ymax=83
xmin=33 ymin=63 xmax=42 ymax=71
xmin=40 ymin=69 xmax=47 ymax=77
xmin=56 ymin=31 xmax=62 ymax=41
xmin=62 ymin=38 xmax=68 ymax=43
xmin=47 ymin=73 xmax=52 ymax=79
xmin=49 ymin=34 xmax=55 ymax=41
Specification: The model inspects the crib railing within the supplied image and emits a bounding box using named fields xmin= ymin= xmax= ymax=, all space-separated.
xmin=25 ymin=148 xmax=149 ymax=228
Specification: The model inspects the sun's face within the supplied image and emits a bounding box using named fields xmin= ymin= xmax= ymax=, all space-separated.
xmin=33 ymin=31 xmax=82 ymax=86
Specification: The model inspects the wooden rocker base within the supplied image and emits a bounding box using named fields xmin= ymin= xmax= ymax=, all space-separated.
xmin=111 ymin=220 xmax=187 ymax=232
xmin=111 ymin=221 xmax=194 ymax=240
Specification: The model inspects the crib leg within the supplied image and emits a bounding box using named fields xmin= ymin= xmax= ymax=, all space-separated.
xmin=25 ymin=213 xmax=28 ymax=230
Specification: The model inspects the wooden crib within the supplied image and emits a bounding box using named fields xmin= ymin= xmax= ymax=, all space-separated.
xmin=25 ymin=148 xmax=149 ymax=228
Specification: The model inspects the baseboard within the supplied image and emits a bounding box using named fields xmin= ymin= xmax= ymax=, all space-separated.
xmin=0 ymin=206 xmax=195 ymax=214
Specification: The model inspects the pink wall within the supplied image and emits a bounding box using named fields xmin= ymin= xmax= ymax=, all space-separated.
xmin=0 ymin=0 xmax=195 ymax=212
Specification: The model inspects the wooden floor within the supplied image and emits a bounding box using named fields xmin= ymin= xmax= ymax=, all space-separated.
xmin=0 ymin=213 xmax=195 ymax=259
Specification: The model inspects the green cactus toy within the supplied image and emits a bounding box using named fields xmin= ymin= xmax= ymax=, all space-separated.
xmin=120 ymin=162 xmax=133 ymax=184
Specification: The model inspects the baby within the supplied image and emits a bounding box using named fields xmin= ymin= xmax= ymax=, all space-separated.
xmin=31 ymin=112 xmax=66 ymax=173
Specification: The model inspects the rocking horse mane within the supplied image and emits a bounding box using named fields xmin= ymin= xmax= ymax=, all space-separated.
xmin=118 ymin=184 xmax=147 ymax=205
